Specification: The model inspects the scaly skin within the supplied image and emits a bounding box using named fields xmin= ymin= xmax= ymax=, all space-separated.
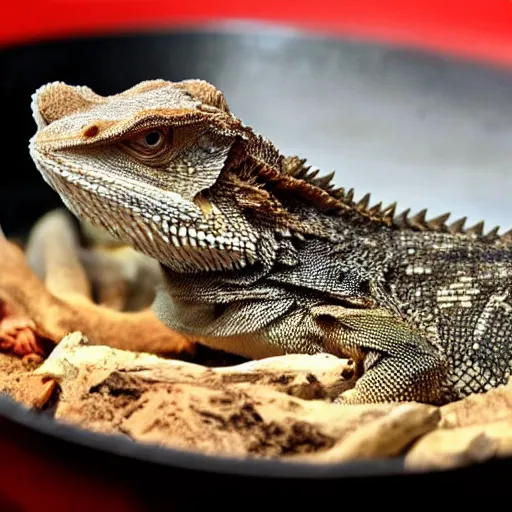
xmin=28 ymin=79 xmax=512 ymax=404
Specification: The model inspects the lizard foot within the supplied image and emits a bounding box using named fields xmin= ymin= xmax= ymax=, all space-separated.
xmin=334 ymin=351 xmax=449 ymax=405
xmin=0 ymin=300 xmax=48 ymax=359
xmin=312 ymin=305 xmax=450 ymax=405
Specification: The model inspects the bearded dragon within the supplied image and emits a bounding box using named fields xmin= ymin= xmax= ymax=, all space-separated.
xmin=28 ymin=79 xmax=512 ymax=405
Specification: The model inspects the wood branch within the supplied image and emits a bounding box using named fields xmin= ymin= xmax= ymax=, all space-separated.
xmin=77 ymin=246 xmax=161 ymax=311
xmin=25 ymin=208 xmax=92 ymax=302
xmin=76 ymin=217 xmax=162 ymax=311
xmin=35 ymin=331 xmax=357 ymax=400
xmin=404 ymin=423 xmax=508 ymax=470
xmin=1 ymin=330 xmax=512 ymax=467
xmin=439 ymin=383 xmax=512 ymax=428
xmin=404 ymin=382 xmax=512 ymax=470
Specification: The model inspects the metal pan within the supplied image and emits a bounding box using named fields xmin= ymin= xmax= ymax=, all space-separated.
xmin=0 ymin=25 xmax=511 ymax=507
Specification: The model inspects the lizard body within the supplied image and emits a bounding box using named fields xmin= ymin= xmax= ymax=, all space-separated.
xmin=29 ymin=79 xmax=512 ymax=404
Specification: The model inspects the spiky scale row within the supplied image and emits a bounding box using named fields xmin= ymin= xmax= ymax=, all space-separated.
xmin=502 ymin=229 xmax=512 ymax=241
xmin=393 ymin=208 xmax=502 ymax=241
xmin=344 ymin=188 xmax=355 ymax=203
xmin=281 ymin=156 xmax=506 ymax=243
xmin=311 ymin=171 xmax=336 ymax=190
xmin=393 ymin=205 xmax=501 ymax=242
xmin=448 ymin=216 xmax=466 ymax=234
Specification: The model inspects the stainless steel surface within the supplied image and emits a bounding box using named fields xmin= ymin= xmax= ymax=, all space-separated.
xmin=2 ymin=26 xmax=512 ymax=234
xmin=204 ymin=30 xmax=512 ymax=231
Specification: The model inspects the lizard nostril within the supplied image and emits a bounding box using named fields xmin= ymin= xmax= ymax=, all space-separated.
xmin=83 ymin=125 xmax=99 ymax=137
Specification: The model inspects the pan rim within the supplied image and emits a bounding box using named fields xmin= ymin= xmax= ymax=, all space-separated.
xmin=1 ymin=24 xmax=510 ymax=480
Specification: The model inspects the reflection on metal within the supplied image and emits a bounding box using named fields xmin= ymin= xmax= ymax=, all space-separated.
xmin=2 ymin=27 xmax=512 ymax=233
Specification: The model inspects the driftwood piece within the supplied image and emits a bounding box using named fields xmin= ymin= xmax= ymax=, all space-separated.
xmin=77 ymin=217 xmax=163 ymax=311
xmin=2 ymin=329 xmax=512 ymax=467
xmin=25 ymin=208 xmax=92 ymax=302
xmin=35 ymin=331 xmax=357 ymax=401
xmin=404 ymin=423 xmax=512 ymax=470
xmin=33 ymin=332 xmax=427 ymax=458
xmin=23 ymin=332 xmax=512 ymax=464
xmin=299 ymin=403 xmax=440 ymax=463
xmin=0 ymin=211 xmax=194 ymax=357
xmin=439 ymin=382 xmax=512 ymax=428
xmin=405 ymin=380 xmax=512 ymax=470
xmin=78 ymin=246 xmax=161 ymax=311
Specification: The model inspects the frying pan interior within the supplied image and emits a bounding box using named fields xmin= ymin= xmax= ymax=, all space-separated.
xmin=0 ymin=24 xmax=511 ymax=499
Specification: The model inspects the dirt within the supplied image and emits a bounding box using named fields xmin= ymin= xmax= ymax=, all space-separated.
xmin=65 ymin=373 xmax=336 ymax=457
xmin=0 ymin=352 xmax=55 ymax=409
xmin=0 ymin=330 xmax=511 ymax=469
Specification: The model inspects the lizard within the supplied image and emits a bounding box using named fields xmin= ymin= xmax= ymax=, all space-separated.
xmin=27 ymin=78 xmax=512 ymax=405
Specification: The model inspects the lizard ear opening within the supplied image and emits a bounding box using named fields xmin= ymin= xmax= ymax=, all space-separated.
xmin=174 ymin=80 xmax=231 ymax=114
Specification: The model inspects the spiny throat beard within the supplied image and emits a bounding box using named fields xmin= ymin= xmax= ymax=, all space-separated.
xmin=30 ymin=153 xmax=255 ymax=274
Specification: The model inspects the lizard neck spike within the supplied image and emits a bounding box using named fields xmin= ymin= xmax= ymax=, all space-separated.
xmin=408 ymin=209 xmax=428 ymax=230
xmin=393 ymin=208 xmax=411 ymax=228
xmin=330 ymin=186 xmax=346 ymax=199
xmin=380 ymin=202 xmax=397 ymax=227
xmin=448 ymin=216 xmax=467 ymax=234
xmin=304 ymin=168 xmax=320 ymax=181
xmin=368 ymin=201 xmax=382 ymax=216
xmin=465 ymin=221 xmax=485 ymax=236
xmin=281 ymin=156 xmax=308 ymax=177
xmin=311 ymin=171 xmax=336 ymax=190
xmin=501 ymin=228 xmax=512 ymax=242
xmin=483 ymin=225 xmax=500 ymax=242
xmin=426 ymin=212 xmax=451 ymax=232
xmin=356 ymin=193 xmax=371 ymax=211
xmin=344 ymin=188 xmax=355 ymax=204
xmin=381 ymin=202 xmax=397 ymax=220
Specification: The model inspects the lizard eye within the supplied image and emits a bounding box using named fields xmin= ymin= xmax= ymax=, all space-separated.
xmin=144 ymin=131 xmax=163 ymax=147
xmin=137 ymin=128 xmax=168 ymax=150
xmin=122 ymin=127 xmax=173 ymax=165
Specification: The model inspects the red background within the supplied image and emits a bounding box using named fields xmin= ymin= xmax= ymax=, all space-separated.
xmin=1 ymin=1 xmax=511 ymax=510
xmin=2 ymin=1 xmax=512 ymax=67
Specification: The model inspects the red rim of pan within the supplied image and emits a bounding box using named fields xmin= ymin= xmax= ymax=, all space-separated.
xmin=2 ymin=0 xmax=512 ymax=69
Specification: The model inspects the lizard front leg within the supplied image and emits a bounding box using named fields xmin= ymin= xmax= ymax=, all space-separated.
xmin=153 ymin=284 xmax=451 ymax=404
xmin=311 ymin=305 xmax=452 ymax=405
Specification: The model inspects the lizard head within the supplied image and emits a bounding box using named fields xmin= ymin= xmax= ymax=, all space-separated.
xmin=29 ymin=79 xmax=273 ymax=273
